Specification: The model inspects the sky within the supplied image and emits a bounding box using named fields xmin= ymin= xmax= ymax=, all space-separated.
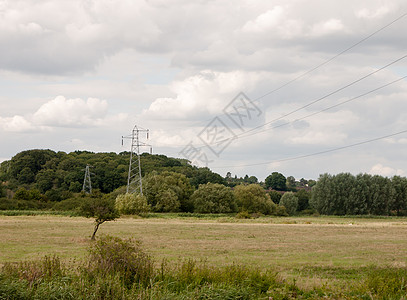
xmin=1 ymin=0 xmax=407 ymax=181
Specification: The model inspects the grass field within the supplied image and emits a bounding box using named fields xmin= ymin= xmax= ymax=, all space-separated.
xmin=1 ymin=214 xmax=407 ymax=292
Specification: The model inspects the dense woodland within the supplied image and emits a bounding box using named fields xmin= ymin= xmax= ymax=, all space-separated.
xmin=1 ymin=149 xmax=407 ymax=216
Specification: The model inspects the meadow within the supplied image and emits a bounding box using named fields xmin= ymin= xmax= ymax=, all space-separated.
xmin=1 ymin=214 xmax=407 ymax=298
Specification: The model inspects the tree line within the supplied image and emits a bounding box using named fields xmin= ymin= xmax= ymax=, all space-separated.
xmin=2 ymin=149 xmax=407 ymax=217
xmin=311 ymin=173 xmax=407 ymax=216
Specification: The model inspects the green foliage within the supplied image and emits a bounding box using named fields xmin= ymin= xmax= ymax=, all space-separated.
xmin=143 ymin=171 xmax=194 ymax=212
xmin=86 ymin=235 xmax=154 ymax=287
xmin=0 ymin=184 xmax=5 ymax=198
xmin=265 ymin=172 xmax=287 ymax=191
xmin=79 ymin=195 xmax=119 ymax=239
xmin=192 ymin=183 xmax=237 ymax=213
xmin=275 ymin=205 xmax=288 ymax=216
xmin=115 ymin=193 xmax=150 ymax=215
xmin=362 ymin=267 xmax=407 ymax=299
xmin=225 ymin=172 xmax=258 ymax=187
xmin=1 ymin=150 xmax=210 ymax=199
xmin=279 ymin=192 xmax=299 ymax=215
xmin=2 ymin=241 xmax=407 ymax=299
xmin=233 ymin=184 xmax=276 ymax=215
xmin=295 ymin=189 xmax=311 ymax=211
xmin=310 ymin=173 xmax=406 ymax=216
xmin=235 ymin=210 xmax=252 ymax=219
xmin=269 ymin=190 xmax=282 ymax=204
xmin=183 ymin=167 xmax=227 ymax=188
xmin=2 ymin=255 xmax=65 ymax=286
xmin=51 ymin=197 xmax=82 ymax=211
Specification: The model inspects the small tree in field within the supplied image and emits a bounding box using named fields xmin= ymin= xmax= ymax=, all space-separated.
xmin=79 ymin=195 xmax=119 ymax=240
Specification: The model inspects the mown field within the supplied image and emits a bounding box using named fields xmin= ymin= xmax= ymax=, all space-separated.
xmin=1 ymin=214 xmax=407 ymax=292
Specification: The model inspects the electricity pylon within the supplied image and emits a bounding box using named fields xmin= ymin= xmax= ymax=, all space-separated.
xmin=122 ymin=125 xmax=151 ymax=195
xmin=82 ymin=164 xmax=92 ymax=194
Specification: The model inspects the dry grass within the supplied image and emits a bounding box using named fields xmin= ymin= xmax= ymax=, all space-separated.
xmin=1 ymin=215 xmax=407 ymax=288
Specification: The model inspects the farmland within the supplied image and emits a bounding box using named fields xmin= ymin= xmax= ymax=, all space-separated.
xmin=1 ymin=214 xmax=407 ymax=294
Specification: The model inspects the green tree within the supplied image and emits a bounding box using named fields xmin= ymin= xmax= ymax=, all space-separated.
xmin=79 ymin=194 xmax=119 ymax=240
xmin=269 ymin=190 xmax=282 ymax=204
xmin=143 ymin=171 xmax=194 ymax=212
xmin=391 ymin=176 xmax=407 ymax=215
xmin=234 ymin=184 xmax=276 ymax=215
xmin=191 ymin=183 xmax=236 ymax=213
xmin=18 ymin=167 xmax=35 ymax=184
xmin=286 ymin=176 xmax=297 ymax=191
xmin=370 ymin=175 xmax=394 ymax=215
xmin=35 ymin=169 xmax=56 ymax=193
xmin=279 ymin=192 xmax=298 ymax=215
xmin=9 ymin=149 xmax=57 ymax=182
xmin=295 ymin=189 xmax=311 ymax=211
xmin=115 ymin=193 xmax=150 ymax=215
xmin=309 ymin=173 xmax=333 ymax=214
xmin=183 ymin=167 xmax=226 ymax=188
xmin=0 ymin=183 xmax=5 ymax=198
xmin=265 ymin=172 xmax=287 ymax=191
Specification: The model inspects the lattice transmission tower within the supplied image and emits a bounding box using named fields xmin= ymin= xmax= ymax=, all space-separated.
xmin=122 ymin=125 xmax=151 ymax=195
xmin=82 ymin=164 xmax=92 ymax=194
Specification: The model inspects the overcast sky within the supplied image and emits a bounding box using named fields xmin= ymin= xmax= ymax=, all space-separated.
xmin=1 ymin=0 xmax=407 ymax=181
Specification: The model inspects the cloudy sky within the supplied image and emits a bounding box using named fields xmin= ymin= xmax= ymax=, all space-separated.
xmin=1 ymin=0 xmax=407 ymax=181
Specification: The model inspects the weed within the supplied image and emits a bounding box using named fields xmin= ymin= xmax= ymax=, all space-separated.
xmin=2 ymin=255 xmax=64 ymax=285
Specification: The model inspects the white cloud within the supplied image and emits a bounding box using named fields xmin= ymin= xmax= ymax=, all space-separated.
xmin=0 ymin=115 xmax=35 ymax=132
xmin=242 ymin=6 xmax=285 ymax=33
xmin=369 ymin=163 xmax=405 ymax=177
xmin=142 ymin=70 xmax=261 ymax=120
xmin=1 ymin=0 xmax=407 ymax=180
xmin=309 ymin=18 xmax=345 ymax=37
xmin=33 ymin=96 xmax=108 ymax=127
xmin=0 ymin=96 xmax=125 ymax=133
xmin=356 ymin=6 xmax=391 ymax=19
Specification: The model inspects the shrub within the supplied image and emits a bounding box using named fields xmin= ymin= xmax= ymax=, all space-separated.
xmin=51 ymin=197 xmax=82 ymax=211
xmin=115 ymin=193 xmax=150 ymax=215
xmin=236 ymin=211 xmax=252 ymax=219
xmin=275 ymin=205 xmax=288 ymax=216
xmin=86 ymin=235 xmax=154 ymax=287
xmin=279 ymin=192 xmax=298 ymax=215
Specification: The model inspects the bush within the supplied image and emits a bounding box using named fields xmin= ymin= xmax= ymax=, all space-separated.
xmin=235 ymin=211 xmax=252 ymax=219
xmin=86 ymin=235 xmax=154 ymax=287
xmin=51 ymin=197 xmax=82 ymax=211
xmin=275 ymin=205 xmax=288 ymax=216
xmin=115 ymin=193 xmax=150 ymax=215
xmin=279 ymin=192 xmax=298 ymax=215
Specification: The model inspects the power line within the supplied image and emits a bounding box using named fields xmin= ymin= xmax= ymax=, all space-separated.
xmin=148 ymin=11 xmax=407 ymax=141
xmin=253 ymin=12 xmax=407 ymax=102
xmin=150 ymin=74 xmax=407 ymax=155
xmin=213 ymin=129 xmax=407 ymax=169
xmin=235 ymin=75 xmax=407 ymax=140
xmin=154 ymin=53 xmax=407 ymax=150
xmin=225 ymin=54 xmax=407 ymax=144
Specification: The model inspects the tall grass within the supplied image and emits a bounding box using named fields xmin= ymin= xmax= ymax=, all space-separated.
xmin=1 ymin=235 xmax=407 ymax=299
